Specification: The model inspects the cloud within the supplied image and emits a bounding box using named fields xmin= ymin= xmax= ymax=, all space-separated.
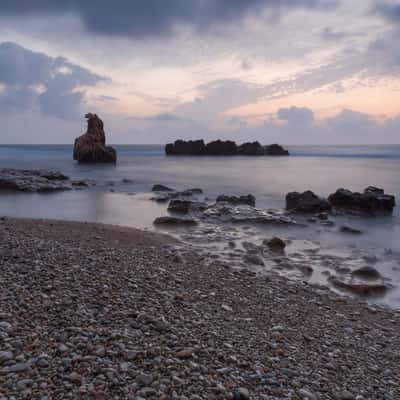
xmin=126 ymin=112 xmax=188 ymax=123
xmin=373 ymin=2 xmax=400 ymax=23
xmin=0 ymin=0 xmax=338 ymax=38
xmin=320 ymin=27 xmax=361 ymax=42
xmin=97 ymin=95 xmax=119 ymax=102
xmin=0 ymin=42 xmax=105 ymax=119
xmin=277 ymin=106 xmax=315 ymax=125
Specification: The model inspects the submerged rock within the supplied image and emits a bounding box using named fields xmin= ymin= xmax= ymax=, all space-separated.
xmin=153 ymin=216 xmax=198 ymax=226
xmin=152 ymin=184 xmax=175 ymax=192
xmin=340 ymin=226 xmax=363 ymax=235
xmin=328 ymin=187 xmax=395 ymax=215
xmin=73 ymin=113 xmax=117 ymax=163
xmin=216 ymin=194 xmax=256 ymax=207
xmin=286 ymin=191 xmax=332 ymax=213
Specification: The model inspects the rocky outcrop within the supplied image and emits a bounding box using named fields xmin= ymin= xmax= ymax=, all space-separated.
xmin=328 ymin=187 xmax=395 ymax=215
xmin=216 ymin=194 xmax=256 ymax=207
xmin=0 ymin=169 xmax=90 ymax=193
xmin=165 ymin=140 xmax=206 ymax=155
xmin=206 ymin=140 xmax=237 ymax=155
xmin=73 ymin=113 xmax=117 ymax=163
xmin=286 ymin=191 xmax=332 ymax=213
xmin=168 ymin=199 xmax=192 ymax=214
xmin=165 ymin=140 xmax=289 ymax=156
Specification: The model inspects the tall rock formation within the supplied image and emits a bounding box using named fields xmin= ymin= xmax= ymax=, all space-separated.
xmin=73 ymin=113 xmax=117 ymax=163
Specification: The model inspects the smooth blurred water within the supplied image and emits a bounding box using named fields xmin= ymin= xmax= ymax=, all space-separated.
xmin=0 ymin=144 xmax=400 ymax=307
xmin=0 ymin=144 xmax=399 ymax=209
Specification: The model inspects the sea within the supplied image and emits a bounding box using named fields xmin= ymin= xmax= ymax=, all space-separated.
xmin=1 ymin=144 xmax=400 ymax=308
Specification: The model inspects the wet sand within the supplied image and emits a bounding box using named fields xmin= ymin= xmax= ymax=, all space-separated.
xmin=0 ymin=217 xmax=399 ymax=399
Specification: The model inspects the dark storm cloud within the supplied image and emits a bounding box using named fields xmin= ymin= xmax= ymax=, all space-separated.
xmin=0 ymin=0 xmax=338 ymax=38
xmin=0 ymin=42 xmax=105 ymax=119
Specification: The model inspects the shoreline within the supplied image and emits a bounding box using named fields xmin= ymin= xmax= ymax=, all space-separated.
xmin=0 ymin=217 xmax=399 ymax=398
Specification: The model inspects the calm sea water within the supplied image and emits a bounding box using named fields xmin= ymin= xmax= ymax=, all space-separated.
xmin=1 ymin=144 xmax=400 ymax=307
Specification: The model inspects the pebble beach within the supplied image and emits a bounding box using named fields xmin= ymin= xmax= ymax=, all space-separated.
xmin=0 ymin=217 xmax=399 ymax=400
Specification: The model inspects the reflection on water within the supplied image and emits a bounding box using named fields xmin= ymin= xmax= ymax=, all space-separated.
xmin=0 ymin=191 xmax=165 ymax=229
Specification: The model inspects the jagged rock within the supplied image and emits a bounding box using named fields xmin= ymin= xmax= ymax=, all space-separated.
xmin=152 ymin=184 xmax=174 ymax=192
xmin=286 ymin=191 xmax=332 ymax=213
xmin=73 ymin=113 xmax=117 ymax=163
xmin=328 ymin=187 xmax=395 ymax=215
xmin=168 ymin=199 xmax=192 ymax=214
xmin=165 ymin=139 xmax=289 ymax=156
xmin=352 ymin=266 xmax=382 ymax=280
xmin=216 ymin=194 xmax=256 ymax=206
xmin=153 ymin=216 xmax=198 ymax=226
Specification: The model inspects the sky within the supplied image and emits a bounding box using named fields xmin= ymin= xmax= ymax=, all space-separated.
xmin=0 ymin=0 xmax=399 ymax=144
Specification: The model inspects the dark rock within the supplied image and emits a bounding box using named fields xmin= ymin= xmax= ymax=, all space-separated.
xmin=205 ymin=140 xmax=237 ymax=155
xmin=237 ymin=141 xmax=265 ymax=155
xmin=152 ymin=184 xmax=174 ymax=192
xmin=352 ymin=266 xmax=382 ymax=280
xmin=340 ymin=226 xmax=363 ymax=234
xmin=168 ymin=199 xmax=192 ymax=214
xmin=165 ymin=140 xmax=206 ymax=155
xmin=216 ymin=194 xmax=256 ymax=207
xmin=165 ymin=139 xmax=289 ymax=156
xmin=286 ymin=191 xmax=332 ymax=213
xmin=329 ymin=276 xmax=387 ymax=296
xmin=328 ymin=187 xmax=395 ymax=215
xmin=264 ymin=143 xmax=290 ymax=156
xmin=153 ymin=216 xmax=198 ymax=226
xmin=265 ymin=237 xmax=286 ymax=252
xmin=73 ymin=113 xmax=117 ymax=163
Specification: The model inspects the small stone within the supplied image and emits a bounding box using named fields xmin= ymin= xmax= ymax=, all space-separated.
xmin=233 ymin=387 xmax=250 ymax=400
xmin=298 ymin=388 xmax=318 ymax=400
xmin=176 ymin=348 xmax=195 ymax=359
xmin=0 ymin=351 xmax=13 ymax=364
xmin=7 ymin=362 xmax=30 ymax=373
xmin=0 ymin=321 xmax=12 ymax=333
xmin=137 ymin=372 xmax=154 ymax=386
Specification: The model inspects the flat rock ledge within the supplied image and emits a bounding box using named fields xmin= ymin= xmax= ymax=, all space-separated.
xmin=0 ymin=217 xmax=399 ymax=399
xmin=165 ymin=140 xmax=289 ymax=156
xmin=0 ymin=169 xmax=91 ymax=193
